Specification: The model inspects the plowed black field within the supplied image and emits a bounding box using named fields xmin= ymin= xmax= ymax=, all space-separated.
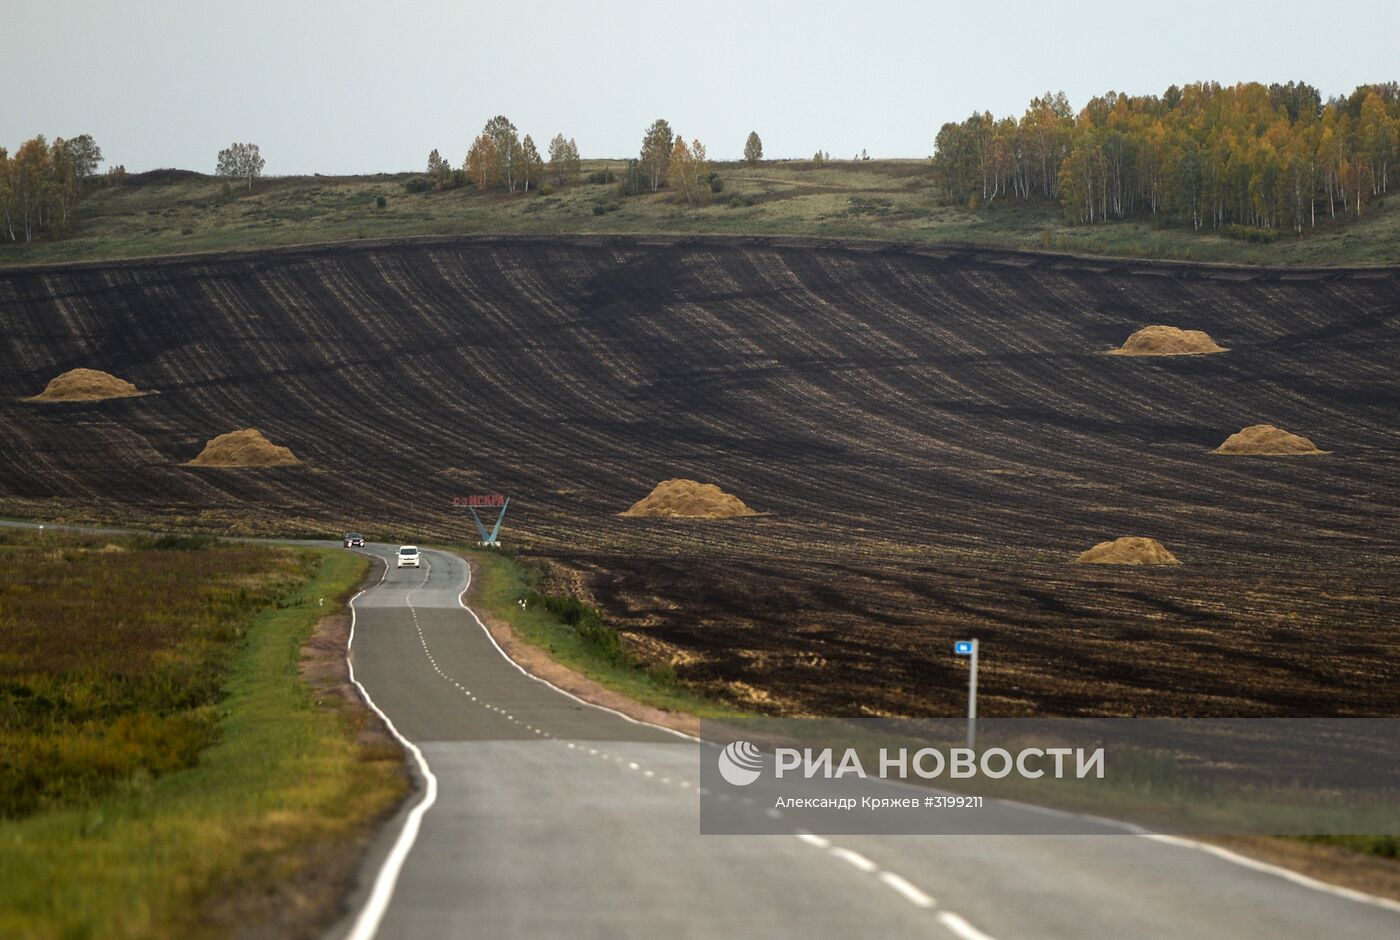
xmin=2 ymin=236 xmax=1398 ymax=717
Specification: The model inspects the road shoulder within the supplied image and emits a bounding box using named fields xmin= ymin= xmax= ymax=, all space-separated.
xmin=458 ymin=552 xmax=700 ymax=739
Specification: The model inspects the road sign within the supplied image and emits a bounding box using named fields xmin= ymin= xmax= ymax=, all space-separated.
xmin=954 ymin=639 xmax=979 ymax=750
xmin=454 ymin=495 xmax=510 ymax=546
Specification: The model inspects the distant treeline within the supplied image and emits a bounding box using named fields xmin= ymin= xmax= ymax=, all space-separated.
xmin=414 ymin=116 xmax=576 ymax=195
xmin=0 ymin=134 xmax=112 ymax=243
xmin=412 ymin=115 xmax=721 ymax=209
xmin=931 ymin=82 xmax=1399 ymax=232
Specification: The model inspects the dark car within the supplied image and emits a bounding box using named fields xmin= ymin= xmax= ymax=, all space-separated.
xmin=343 ymin=531 xmax=365 ymax=548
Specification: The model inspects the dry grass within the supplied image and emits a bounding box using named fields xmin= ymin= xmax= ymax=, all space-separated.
xmin=25 ymin=368 xmax=150 ymax=402
xmin=1109 ymin=325 xmax=1227 ymax=356
xmin=621 ymin=479 xmax=758 ymax=519
xmin=187 ymin=428 xmax=299 ymax=467
xmin=1074 ymin=537 xmax=1182 ymax=566
xmin=0 ymin=530 xmax=303 ymax=817
xmin=0 ymin=537 xmax=403 ymax=939
xmin=1215 ymin=424 xmax=1325 ymax=456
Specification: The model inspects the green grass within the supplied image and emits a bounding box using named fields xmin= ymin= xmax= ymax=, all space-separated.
xmin=0 ymin=531 xmax=306 ymax=818
xmin=2 ymin=161 xmax=1397 ymax=268
xmin=459 ymin=547 xmax=744 ymax=720
xmin=0 ymin=535 xmax=404 ymax=939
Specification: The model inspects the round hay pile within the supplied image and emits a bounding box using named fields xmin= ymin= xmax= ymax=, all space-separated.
xmin=27 ymin=368 xmax=149 ymax=402
xmin=187 ymin=428 xmax=299 ymax=467
xmin=1110 ymin=325 xmax=1226 ymax=356
xmin=1074 ymin=537 xmax=1181 ymax=566
xmin=622 ymin=479 xmax=757 ymax=519
xmin=1214 ymin=424 xmax=1323 ymax=456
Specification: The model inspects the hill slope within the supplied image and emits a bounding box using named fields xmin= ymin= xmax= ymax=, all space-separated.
xmin=2 ymin=235 xmax=1398 ymax=716
xmin=4 ymin=161 xmax=1400 ymax=267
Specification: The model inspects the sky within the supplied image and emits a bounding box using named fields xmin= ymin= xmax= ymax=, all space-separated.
xmin=5 ymin=0 xmax=1400 ymax=175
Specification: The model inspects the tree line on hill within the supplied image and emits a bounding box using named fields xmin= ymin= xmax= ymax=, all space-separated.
xmin=0 ymin=134 xmax=109 ymax=242
xmin=414 ymin=117 xmax=578 ymax=194
xmin=412 ymin=117 xmax=769 ymax=209
xmin=931 ymin=81 xmax=1400 ymax=234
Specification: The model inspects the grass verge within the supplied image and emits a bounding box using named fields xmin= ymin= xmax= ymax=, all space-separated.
xmin=0 ymin=538 xmax=405 ymax=939
xmin=459 ymin=547 xmax=743 ymax=720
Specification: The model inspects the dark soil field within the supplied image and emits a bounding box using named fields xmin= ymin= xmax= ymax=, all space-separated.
xmin=2 ymin=236 xmax=1397 ymax=718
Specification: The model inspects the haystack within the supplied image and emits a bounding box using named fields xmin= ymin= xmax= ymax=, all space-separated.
xmin=187 ymin=428 xmax=299 ymax=467
xmin=622 ymin=479 xmax=757 ymax=519
xmin=1214 ymin=424 xmax=1323 ymax=456
xmin=1074 ymin=537 xmax=1181 ymax=566
xmin=27 ymin=368 xmax=149 ymax=402
xmin=1109 ymin=325 xmax=1226 ymax=356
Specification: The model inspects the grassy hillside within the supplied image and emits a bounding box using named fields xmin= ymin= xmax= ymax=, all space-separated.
xmin=2 ymin=160 xmax=1399 ymax=268
xmin=1 ymin=238 xmax=1397 ymax=719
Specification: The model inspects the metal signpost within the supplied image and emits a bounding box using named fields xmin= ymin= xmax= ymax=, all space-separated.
xmin=954 ymin=639 xmax=978 ymax=750
xmin=453 ymin=494 xmax=510 ymax=547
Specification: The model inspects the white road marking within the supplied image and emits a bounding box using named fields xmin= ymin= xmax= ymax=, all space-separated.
xmin=1141 ymin=833 xmax=1400 ymax=915
xmin=15 ymin=526 xmax=1398 ymax=938
xmin=448 ymin=552 xmax=698 ymax=742
xmin=879 ymin=871 xmax=935 ymax=909
xmin=342 ymin=556 xmax=438 ymax=940
xmin=997 ymin=797 xmax=1400 ymax=915
xmin=829 ymin=847 xmax=879 ymax=873
xmin=938 ymin=910 xmax=998 ymax=940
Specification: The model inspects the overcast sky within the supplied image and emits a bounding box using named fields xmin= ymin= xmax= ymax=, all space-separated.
xmin=5 ymin=1 xmax=1400 ymax=175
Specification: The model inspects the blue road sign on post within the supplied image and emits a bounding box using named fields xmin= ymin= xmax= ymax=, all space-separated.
xmin=954 ymin=639 xmax=979 ymax=750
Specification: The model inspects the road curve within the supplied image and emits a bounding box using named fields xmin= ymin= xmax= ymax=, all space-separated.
xmin=332 ymin=542 xmax=1400 ymax=940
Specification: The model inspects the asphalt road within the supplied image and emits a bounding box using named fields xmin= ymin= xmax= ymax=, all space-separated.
xmin=331 ymin=543 xmax=1400 ymax=940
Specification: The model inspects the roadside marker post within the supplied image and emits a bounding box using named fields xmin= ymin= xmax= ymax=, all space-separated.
xmin=954 ymin=639 xmax=978 ymax=750
xmin=453 ymin=495 xmax=510 ymax=547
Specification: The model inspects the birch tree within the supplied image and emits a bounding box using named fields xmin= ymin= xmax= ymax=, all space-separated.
xmin=640 ymin=119 xmax=673 ymax=191
xmin=744 ymin=131 xmax=763 ymax=166
xmin=215 ymin=142 xmax=265 ymax=191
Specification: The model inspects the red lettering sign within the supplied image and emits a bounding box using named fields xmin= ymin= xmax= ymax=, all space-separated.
xmin=453 ymin=494 xmax=506 ymax=508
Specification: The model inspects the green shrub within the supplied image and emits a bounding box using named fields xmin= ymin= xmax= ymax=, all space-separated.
xmin=403 ymin=176 xmax=431 ymax=194
xmin=618 ymin=159 xmax=648 ymax=197
xmin=1220 ymin=224 xmax=1280 ymax=243
xmin=527 ymin=592 xmax=625 ymax=663
xmin=587 ymin=168 xmax=616 ymax=184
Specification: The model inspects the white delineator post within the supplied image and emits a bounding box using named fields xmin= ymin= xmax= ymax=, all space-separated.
xmin=967 ymin=639 xmax=978 ymax=750
xmin=954 ymin=639 xmax=979 ymax=750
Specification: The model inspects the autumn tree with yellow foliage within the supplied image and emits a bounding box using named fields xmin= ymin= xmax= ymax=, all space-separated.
xmin=932 ymin=81 xmax=1400 ymax=234
xmin=667 ymin=136 xmax=709 ymax=207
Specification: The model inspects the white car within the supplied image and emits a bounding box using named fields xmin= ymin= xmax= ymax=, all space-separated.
xmin=396 ymin=545 xmax=421 ymax=568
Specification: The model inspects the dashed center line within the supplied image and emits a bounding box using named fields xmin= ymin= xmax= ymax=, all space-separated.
xmin=401 ymin=551 xmax=989 ymax=936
